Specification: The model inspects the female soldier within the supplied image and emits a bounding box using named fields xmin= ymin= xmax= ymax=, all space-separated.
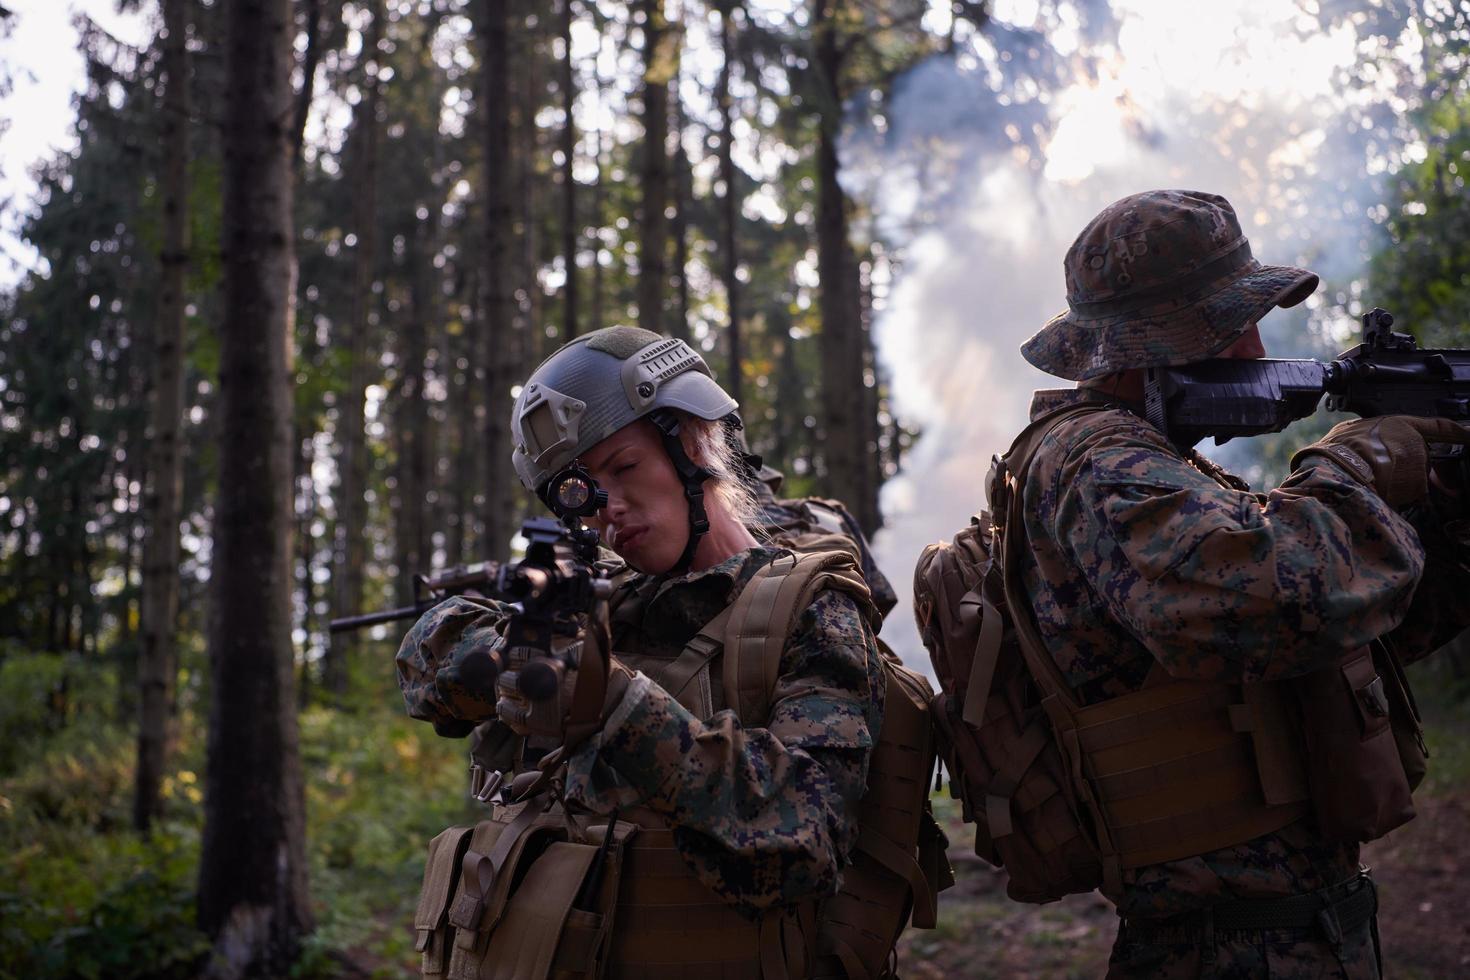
xmin=397 ymin=327 xmax=904 ymax=979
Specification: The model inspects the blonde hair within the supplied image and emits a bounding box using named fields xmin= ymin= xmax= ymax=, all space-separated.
xmin=677 ymin=414 xmax=761 ymax=531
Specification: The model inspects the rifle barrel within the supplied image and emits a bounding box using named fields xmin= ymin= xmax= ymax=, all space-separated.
xmin=328 ymin=604 xmax=427 ymax=634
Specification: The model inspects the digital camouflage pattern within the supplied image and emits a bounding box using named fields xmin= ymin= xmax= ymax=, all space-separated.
xmin=1107 ymin=919 xmax=1379 ymax=979
xmin=394 ymin=546 xmax=885 ymax=917
xmin=1018 ymin=387 xmax=1470 ymax=979
xmin=1021 ymin=190 xmax=1318 ymax=382
xmin=397 ymin=593 xmax=518 ymax=738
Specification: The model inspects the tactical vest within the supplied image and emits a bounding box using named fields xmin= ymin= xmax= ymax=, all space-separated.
xmin=415 ymin=549 xmax=949 ymax=980
xmin=915 ymin=403 xmax=1427 ymax=902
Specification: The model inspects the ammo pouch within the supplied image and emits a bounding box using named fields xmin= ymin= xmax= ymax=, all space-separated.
xmin=413 ymin=800 xmax=636 ymax=980
xmin=1293 ymin=640 xmax=1424 ymax=842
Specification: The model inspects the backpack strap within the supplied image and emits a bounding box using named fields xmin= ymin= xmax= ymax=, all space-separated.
xmin=990 ymin=403 xmax=1130 ymax=886
xmin=722 ymin=550 xmax=875 ymax=727
xmin=990 ymin=403 xmax=1117 ymax=716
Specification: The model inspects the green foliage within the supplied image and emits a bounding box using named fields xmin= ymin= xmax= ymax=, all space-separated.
xmin=0 ymin=647 xmax=206 ymax=979
xmin=0 ymin=635 xmax=478 ymax=978
xmin=0 ymin=650 xmax=118 ymax=776
xmin=1367 ymin=16 xmax=1470 ymax=349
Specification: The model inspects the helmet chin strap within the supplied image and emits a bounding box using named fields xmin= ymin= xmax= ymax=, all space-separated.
xmin=647 ymin=409 xmax=713 ymax=575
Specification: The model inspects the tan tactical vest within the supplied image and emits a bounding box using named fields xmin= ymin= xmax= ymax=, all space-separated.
xmin=414 ymin=550 xmax=949 ymax=980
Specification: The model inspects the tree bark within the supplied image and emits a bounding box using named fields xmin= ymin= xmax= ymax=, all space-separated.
xmin=559 ymin=0 xmax=578 ymax=339
xmin=590 ymin=124 xmax=606 ymax=333
xmin=135 ymin=0 xmax=191 ymax=835
xmin=198 ymin=0 xmax=312 ymax=973
xmin=326 ymin=0 xmax=383 ymax=696
xmin=636 ymin=0 xmax=671 ymax=332
xmin=715 ymin=0 xmax=741 ymax=404
xmin=396 ymin=207 xmax=434 ymax=605
xmin=669 ymin=63 xmax=692 ymax=343
xmin=813 ymin=0 xmax=863 ymax=513
xmin=290 ymin=0 xmax=325 ymax=171
xmin=479 ymin=0 xmax=515 ymax=555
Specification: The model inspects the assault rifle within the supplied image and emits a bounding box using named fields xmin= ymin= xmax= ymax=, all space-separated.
xmin=328 ymin=562 xmax=505 ymax=634
xmin=1148 ymin=308 xmax=1470 ymax=447
xmin=330 ymin=465 xmax=617 ymax=743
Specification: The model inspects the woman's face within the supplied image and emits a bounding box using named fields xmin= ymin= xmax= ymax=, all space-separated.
xmin=576 ymin=419 xmax=692 ymax=574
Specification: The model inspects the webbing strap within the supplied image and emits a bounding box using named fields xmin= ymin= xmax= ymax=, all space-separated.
xmin=722 ymin=550 xmax=872 ymax=727
xmin=828 ymin=936 xmax=869 ymax=980
xmin=476 ymin=797 xmax=551 ymax=932
xmin=759 ymin=910 xmax=791 ymax=980
xmin=983 ymin=719 xmax=1050 ymax=841
xmin=724 ymin=553 xmax=799 ymax=724
xmin=659 ymin=605 xmax=734 ymax=701
xmin=857 ymin=826 xmax=938 ymax=929
xmin=960 ymin=590 xmax=1004 ymax=729
xmin=476 ymin=841 xmax=598 ymax=980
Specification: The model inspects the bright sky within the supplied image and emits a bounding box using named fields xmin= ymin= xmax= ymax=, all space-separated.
xmin=0 ymin=0 xmax=151 ymax=286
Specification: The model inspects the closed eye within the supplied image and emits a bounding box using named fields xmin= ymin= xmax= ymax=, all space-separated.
xmin=614 ymin=461 xmax=637 ymax=475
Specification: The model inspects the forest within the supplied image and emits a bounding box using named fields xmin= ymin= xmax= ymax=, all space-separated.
xmin=2 ymin=0 xmax=1469 ymax=977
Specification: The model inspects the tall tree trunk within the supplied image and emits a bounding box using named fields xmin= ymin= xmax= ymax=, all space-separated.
xmin=590 ymin=124 xmax=606 ymax=332
xmin=479 ymin=0 xmax=515 ymax=555
xmin=198 ymin=0 xmax=312 ymax=973
xmin=290 ymin=0 xmax=326 ymax=172
xmin=856 ymin=253 xmax=881 ymax=532
xmin=517 ymin=20 xmax=542 ymax=363
xmin=559 ymin=0 xmax=578 ymax=339
xmin=396 ymin=213 xmax=433 ymax=604
xmin=636 ymin=0 xmax=671 ymax=332
xmin=135 ymin=0 xmax=191 ymax=835
xmin=773 ymin=308 xmax=800 ymax=473
xmin=669 ymin=76 xmax=691 ymax=342
xmin=326 ymin=0 xmax=383 ymax=696
xmin=715 ymin=0 xmax=740 ymax=403
xmin=812 ymin=0 xmax=863 ymax=511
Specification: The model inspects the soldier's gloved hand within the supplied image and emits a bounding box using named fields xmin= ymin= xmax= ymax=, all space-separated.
xmin=1291 ymin=416 xmax=1470 ymax=507
xmin=494 ymin=656 xmax=636 ymax=739
xmin=493 ymin=669 xmax=537 ymax=737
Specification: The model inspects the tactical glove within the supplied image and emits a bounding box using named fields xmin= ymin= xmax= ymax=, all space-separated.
xmin=495 ymin=655 xmax=633 ymax=740
xmin=1292 ymin=415 xmax=1470 ymax=507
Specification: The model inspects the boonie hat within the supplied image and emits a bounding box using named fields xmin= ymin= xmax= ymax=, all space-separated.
xmin=1022 ymin=189 xmax=1319 ymax=381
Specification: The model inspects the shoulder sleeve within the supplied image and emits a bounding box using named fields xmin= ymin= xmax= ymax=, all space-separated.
xmin=395 ymin=595 xmax=515 ymax=737
xmin=561 ymin=587 xmax=883 ymax=915
xmin=1046 ymin=416 xmax=1426 ymax=682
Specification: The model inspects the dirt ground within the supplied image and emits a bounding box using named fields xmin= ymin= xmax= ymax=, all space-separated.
xmin=898 ymin=791 xmax=1470 ymax=979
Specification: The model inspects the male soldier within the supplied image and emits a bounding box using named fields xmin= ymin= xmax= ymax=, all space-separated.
xmin=1007 ymin=189 xmax=1470 ymax=977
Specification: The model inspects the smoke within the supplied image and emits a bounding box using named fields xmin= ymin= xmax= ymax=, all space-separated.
xmin=849 ymin=0 xmax=1423 ymax=669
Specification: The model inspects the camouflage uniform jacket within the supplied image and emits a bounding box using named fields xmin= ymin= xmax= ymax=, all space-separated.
xmin=1018 ymin=388 xmax=1470 ymax=978
xmin=396 ymin=546 xmax=886 ymax=918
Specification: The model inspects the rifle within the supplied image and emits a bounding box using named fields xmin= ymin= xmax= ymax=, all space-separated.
xmin=330 ymin=466 xmax=616 ymax=749
xmin=1148 ymin=308 xmax=1470 ymax=449
xmin=327 ymin=562 xmax=505 ymax=634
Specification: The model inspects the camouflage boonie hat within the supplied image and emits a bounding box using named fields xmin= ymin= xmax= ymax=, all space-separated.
xmin=1021 ymin=189 xmax=1319 ymax=381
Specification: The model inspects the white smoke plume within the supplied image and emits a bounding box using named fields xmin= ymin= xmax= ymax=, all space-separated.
xmin=850 ymin=0 xmax=1425 ymax=669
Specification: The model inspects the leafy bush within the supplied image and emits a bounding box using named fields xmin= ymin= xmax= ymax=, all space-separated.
xmin=0 ymin=650 xmax=118 ymax=776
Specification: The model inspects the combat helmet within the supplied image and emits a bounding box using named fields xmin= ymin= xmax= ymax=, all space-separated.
xmin=1021 ymin=189 xmax=1320 ymax=381
xmin=511 ymin=326 xmax=739 ymax=572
